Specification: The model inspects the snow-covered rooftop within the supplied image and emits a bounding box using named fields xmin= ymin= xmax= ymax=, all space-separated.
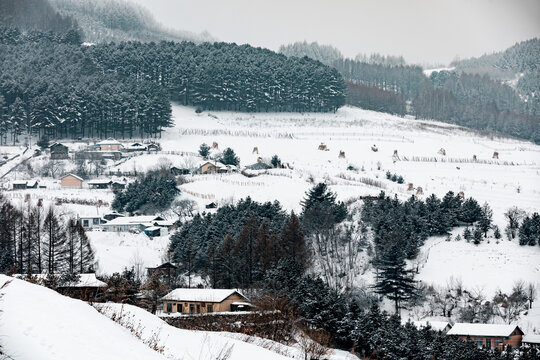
xmin=404 ymin=320 xmax=451 ymax=332
xmin=447 ymin=323 xmax=522 ymax=337
xmin=96 ymin=138 xmax=122 ymax=145
xmin=103 ymin=216 xmax=164 ymax=226
xmin=12 ymin=273 xmax=107 ymax=288
xmin=523 ymin=334 xmax=540 ymax=344
xmin=161 ymin=288 xmax=248 ymax=303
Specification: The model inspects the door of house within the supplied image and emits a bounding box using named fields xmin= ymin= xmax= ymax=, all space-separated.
xmin=189 ymin=304 xmax=195 ymax=314
xmin=166 ymin=303 xmax=172 ymax=313
xmin=177 ymin=303 xmax=183 ymax=313
xmin=196 ymin=305 xmax=200 ymax=313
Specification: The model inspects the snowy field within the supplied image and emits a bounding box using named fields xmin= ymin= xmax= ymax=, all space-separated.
xmin=0 ymin=103 xmax=538 ymax=324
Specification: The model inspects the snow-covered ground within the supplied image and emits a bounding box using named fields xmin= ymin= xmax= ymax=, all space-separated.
xmin=0 ymin=275 xmax=166 ymax=360
xmin=88 ymin=231 xmax=170 ymax=275
xmin=1 ymin=103 xmax=539 ymax=330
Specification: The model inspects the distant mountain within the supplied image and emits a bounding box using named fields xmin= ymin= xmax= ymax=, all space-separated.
xmin=0 ymin=0 xmax=79 ymax=34
xmin=279 ymin=41 xmax=344 ymax=66
xmin=49 ymin=0 xmax=214 ymax=44
xmin=451 ymin=38 xmax=539 ymax=81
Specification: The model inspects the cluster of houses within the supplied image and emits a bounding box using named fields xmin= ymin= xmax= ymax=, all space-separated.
xmin=49 ymin=138 xmax=160 ymax=161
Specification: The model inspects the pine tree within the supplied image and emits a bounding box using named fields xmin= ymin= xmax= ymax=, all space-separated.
xmin=43 ymin=207 xmax=67 ymax=274
xmin=219 ymin=147 xmax=240 ymax=166
xmin=372 ymin=239 xmax=417 ymax=314
xmin=198 ymin=143 xmax=210 ymax=159
xmin=473 ymin=226 xmax=483 ymax=245
xmin=478 ymin=202 xmax=493 ymax=237
xmin=493 ymin=225 xmax=502 ymax=240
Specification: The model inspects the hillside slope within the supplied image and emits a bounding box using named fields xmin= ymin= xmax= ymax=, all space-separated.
xmin=0 ymin=275 xmax=297 ymax=359
xmin=0 ymin=275 xmax=166 ymax=360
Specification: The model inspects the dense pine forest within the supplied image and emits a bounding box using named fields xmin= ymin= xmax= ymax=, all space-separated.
xmin=0 ymin=27 xmax=345 ymax=142
xmin=281 ymin=41 xmax=540 ymax=144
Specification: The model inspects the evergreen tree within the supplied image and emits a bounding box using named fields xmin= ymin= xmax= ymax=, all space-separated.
xmin=372 ymin=235 xmax=417 ymax=314
xmin=198 ymin=143 xmax=210 ymax=159
xmin=219 ymin=147 xmax=240 ymax=166
xmin=270 ymin=155 xmax=281 ymax=168
xmin=459 ymin=198 xmax=482 ymax=225
xmin=478 ymin=202 xmax=493 ymax=237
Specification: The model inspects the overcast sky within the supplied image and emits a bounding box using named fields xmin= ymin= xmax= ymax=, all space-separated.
xmin=128 ymin=0 xmax=540 ymax=65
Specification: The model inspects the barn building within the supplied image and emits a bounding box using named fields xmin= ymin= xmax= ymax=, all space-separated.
xmin=161 ymin=289 xmax=251 ymax=314
xmin=447 ymin=323 xmax=524 ymax=349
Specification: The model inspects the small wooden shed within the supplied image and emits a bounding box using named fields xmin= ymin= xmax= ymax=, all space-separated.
xmin=60 ymin=173 xmax=83 ymax=189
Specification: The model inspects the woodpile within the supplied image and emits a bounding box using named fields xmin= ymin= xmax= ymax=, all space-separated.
xmin=407 ymin=183 xmax=414 ymax=191
xmin=416 ymin=187 xmax=424 ymax=195
xmin=212 ymin=142 xmax=219 ymax=149
xmin=252 ymin=147 xmax=259 ymax=154
xmin=338 ymin=151 xmax=345 ymax=158
xmin=458 ymin=191 xmax=465 ymax=199
xmin=438 ymin=148 xmax=446 ymax=156
xmin=371 ymin=144 xmax=378 ymax=152
xmin=492 ymin=151 xmax=499 ymax=159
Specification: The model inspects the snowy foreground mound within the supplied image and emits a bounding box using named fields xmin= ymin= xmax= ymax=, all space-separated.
xmin=0 ymin=275 xmax=294 ymax=360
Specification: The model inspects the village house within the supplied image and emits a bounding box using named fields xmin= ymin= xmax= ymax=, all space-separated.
xmin=161 ymin=289 xmax=251 ymax=314
xmin=78 ymin=207 xmax=107 ymax=230
xmin=147 ymin=262 xmax=178 ymax=287
xmin=12 ymin=180 xmax=38 ymax=190
xmin=49 ymin=143 xmax=69 ymax=160
xmin=171 ymin=166 xmax=190 ymax=176
xmin=56 ymin=273 xmax=107 ymax=301
xmin=87 ymin=179 xmax=127 ymax=190
xmin=100 ymin=215 xmax=172 ymax=233
xmin=196 ymin=161 xmax=237 ymax=174
xmin=96 ymin=138 xmax=123 ymax=151
xmin=125 ymin=142 xmax=147 ymax=152
xmin=146 ymin=143 xmax=160 ymax=152
xmin=523 ymin=334 xmax=540 ymax=347
xmin=447 ymin=323 xmax=524 ymax=349
xmin=60 ymin=173 xmax=83 ymax=189
xmin=13 ymin=273 xmax=106 ymax=301
xmin=88 ymin=179 xmax=112 ymax=189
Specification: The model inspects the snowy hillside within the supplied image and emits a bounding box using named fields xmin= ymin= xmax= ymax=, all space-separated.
xmin=0 ymin=275 xmax=358 ymax=360
xmin=0 ymin=275 xmax=166 ymax=360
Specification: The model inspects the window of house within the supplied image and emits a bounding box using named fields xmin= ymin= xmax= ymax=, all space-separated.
xmin=485 ymin=338 xmax=491 ymax=348
xmin=189 ymin=304 xmax=195 ymax=314
xmin=83 ymin=220 xmax=89 ymax=227
xmin=196 ymin=305 xmax=200 ymax=313
xmin=177 ymin=304 xmax=183 ymax=313
xmin=474 ymin=339 xmax=483 ymax=348
xmin=166 ymin=303 xmax=172 ymax=313
xmin=494 ymin=340 xmax=503 ymax=349
xmin=207 ymin=305 xmax=213 ymax=313
xmin=93 ymin=218 xmax=99 ymax=225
